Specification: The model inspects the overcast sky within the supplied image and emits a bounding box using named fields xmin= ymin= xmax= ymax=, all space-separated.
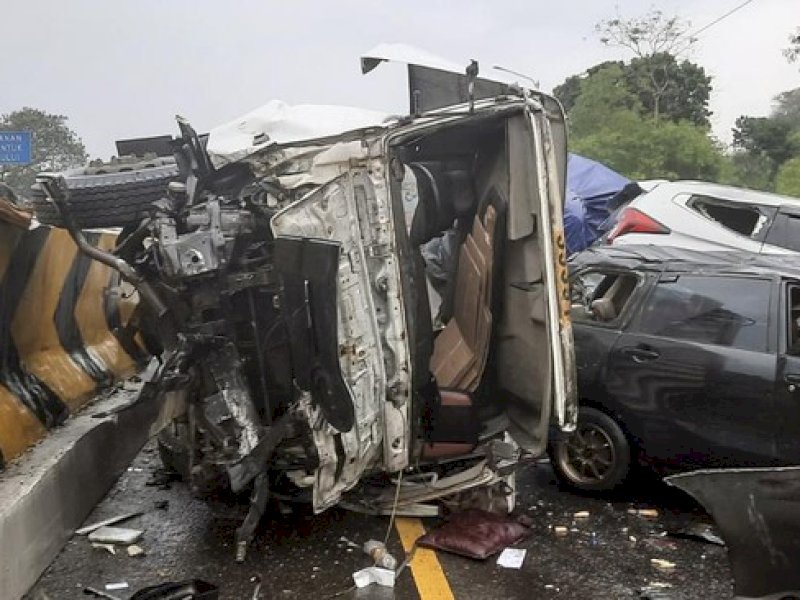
xmin=2 ymin=0 xmax=797 ymax=159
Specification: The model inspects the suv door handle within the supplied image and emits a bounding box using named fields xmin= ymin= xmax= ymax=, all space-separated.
xmin=785 ymin=374 xmax=800 ymax=386
xmin=621 ymin=346 xmax=660 ymax=363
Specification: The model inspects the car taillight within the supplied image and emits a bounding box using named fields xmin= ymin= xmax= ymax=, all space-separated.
xmin=606 ymin=207 xmax=670 ymax=243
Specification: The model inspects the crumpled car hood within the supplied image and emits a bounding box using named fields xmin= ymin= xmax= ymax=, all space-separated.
xmin=206 ymin=100 xmax=390 ymax=167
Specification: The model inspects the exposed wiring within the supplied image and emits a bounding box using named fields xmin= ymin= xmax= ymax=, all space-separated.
xmin=383 ymin=468 xmax=404 ymax=546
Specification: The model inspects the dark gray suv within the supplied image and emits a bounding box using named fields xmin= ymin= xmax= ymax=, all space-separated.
xmin=551 ymin=245 xmax=800 ymax=492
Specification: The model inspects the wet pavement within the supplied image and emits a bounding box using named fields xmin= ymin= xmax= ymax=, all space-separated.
xmin=27 ymin=442 xmax=733 ymax=599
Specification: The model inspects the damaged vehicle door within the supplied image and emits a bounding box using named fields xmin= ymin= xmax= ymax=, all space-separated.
xmin=32 ymin=57 xmax=576 ymax=559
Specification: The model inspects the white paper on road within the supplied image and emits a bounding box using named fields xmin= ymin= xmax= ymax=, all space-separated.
xmin=496 ymin=547 xmax=527 ymax=569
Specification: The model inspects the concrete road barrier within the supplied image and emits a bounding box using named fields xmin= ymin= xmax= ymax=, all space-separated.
xmin=0 ymin=379 xmax=158 ymax=600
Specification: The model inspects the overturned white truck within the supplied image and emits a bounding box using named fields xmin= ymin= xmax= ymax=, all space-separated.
xmin=32 ymin=49 xmax=577 ymax=560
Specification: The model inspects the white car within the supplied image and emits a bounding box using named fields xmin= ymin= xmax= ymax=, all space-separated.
xmin=607 ymin=181 xmax=800 ymax=254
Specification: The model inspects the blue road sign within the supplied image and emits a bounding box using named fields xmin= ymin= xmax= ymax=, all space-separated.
xmin=0 ymin=131 xmax=32 ymax=165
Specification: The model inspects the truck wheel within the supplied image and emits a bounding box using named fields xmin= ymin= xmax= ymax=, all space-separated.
xmin=30 ymin=158 xmax=179 ymax=229
xmin=549 ymin=406 xmax=631 ymax=492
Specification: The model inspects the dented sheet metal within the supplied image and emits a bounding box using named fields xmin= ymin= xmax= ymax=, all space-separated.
xmin=667 ymin=466 xmax=800 ymax=599
xmin=206 ymin=100 xmax=389 ymax=167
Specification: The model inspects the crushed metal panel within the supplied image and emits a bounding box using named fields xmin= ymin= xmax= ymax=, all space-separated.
xmin=666 ymin=466 xmax=800 ymax=599
xmin=271 ymin=162 xmax=411 ymax=510
xmin=360 ymin=43 xmax=519 ymax=114
xmin=206 ymin=101 xmax=390 ymax=167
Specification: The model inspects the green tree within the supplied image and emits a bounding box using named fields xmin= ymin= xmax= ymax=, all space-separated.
xmin=785 ymin=27 xmax=800 ymax=66
xmin=732 ymin=88 xmax=800 ymax=177
xmin=718 ymin=152 xmax=775 ymax=192
xmin=777 ymin=157 xmax=800 ymax=197
xmin=571 ymin=114 xmax=722 ymax=181
xmin=553 ymin=61 xmax=624 ymax=113
xmin=596 ymin=9 xmax=698 ymax=122
xmin=553 ymin=57 xmax=712 ymax=127
xmin=568 ymin=64 xmax=641 ymax=138
xmin=0 ymin=107 xmax=87 ymax=197
xmin=625 ymin=53 xmax=711 ymax=126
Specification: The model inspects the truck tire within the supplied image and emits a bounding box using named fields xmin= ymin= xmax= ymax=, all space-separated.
xmin=30 ymin=158 xmax=180 ymax=229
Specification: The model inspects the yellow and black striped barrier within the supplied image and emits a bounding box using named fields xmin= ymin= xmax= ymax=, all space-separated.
xmin=0 ymin=220 xmax=147 ymax=468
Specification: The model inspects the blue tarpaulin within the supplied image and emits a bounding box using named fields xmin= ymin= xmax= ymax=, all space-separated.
xmin=564 ymin=153 xmax=629 ymax=255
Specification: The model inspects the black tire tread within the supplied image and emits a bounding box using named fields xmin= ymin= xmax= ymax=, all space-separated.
xmin=30 ymin=163 xmax=180 ymax=228
xmin=549 ymin=406 xmax=632 ymax=493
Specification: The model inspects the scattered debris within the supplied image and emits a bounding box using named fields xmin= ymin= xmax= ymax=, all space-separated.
xmin=650 ymin=558 xmax=676 ymax=571
xmin=105 ymin=582 xmax=129 ymax=591
xmin=639 ymin=582 xmax=675 ymax=599
xmin=363 ymin=540 xmax=397 ymax=570
xmin=83 ymin=586 xmax=121 ymax=599
xmin=629 ymin=535 xmax=638 ymax=543
xmin=88 ymin=526 xmax=143 ymax=545
xmin=145 ymin=468 xmax=180 ymax=489
xmin=352 ymin=566 xmax=395 ymax=589
xmin=629 ymin=508 xmax=660 ymax=518
xmin=127 ymin=545 xmax=146 ymax=557
xmin=91 ymin=543 xmax=116 ymax=555
xmin=573 ymin=511 xmax=590 ymax=519
xmin=667 ymin=524 xmax=724 ymax=546
xmin=554 ymin=526 xmax=569 ymax=536
xmin=338 ymin=536 xmax=360 ymax=550
xmin=129 ymin=579 xmax=218 ymax=599
xmin=496 ymin=548 xmax=526 ymax=569
xmin=250 ymin=575 xmax=262 ymax=600
xmin=76 ymin=512 xmax=143 ymax=535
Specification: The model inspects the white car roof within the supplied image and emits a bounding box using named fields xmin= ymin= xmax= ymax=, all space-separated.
xmin=640 ymin=180 xmax=800 ymax=208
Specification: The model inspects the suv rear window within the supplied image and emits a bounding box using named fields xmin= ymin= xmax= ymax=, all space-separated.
xmin=637 ymin=275 xmax=770 ymax=352
xmin=764 ymin=211 xmax=800 ymax=253
xmin=687 ymin=195 xmax=773 ymax=239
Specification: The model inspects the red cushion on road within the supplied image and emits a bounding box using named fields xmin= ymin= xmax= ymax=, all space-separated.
xmin=417 ymin=509 xmax=529 ymax=560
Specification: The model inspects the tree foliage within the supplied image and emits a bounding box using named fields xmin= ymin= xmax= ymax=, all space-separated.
xmin=785 ymin=27 xmax=800 ymax=66
xmin=596 ymin=9 xmax=695 ymax=58
xmin=571 ymin=113 xmax=722 ymax=181
xmin=0 ymin=107 xmax=87 ymax=197
xmin=732 ymin=88 xmax=800 ymax=179
xmin=595 ymin=9 xmax=701 ymax=122
xmin=554 ymin=56 xmax=711 ymax=127
xmin=777 ymin=157 xmax=800 ymax=197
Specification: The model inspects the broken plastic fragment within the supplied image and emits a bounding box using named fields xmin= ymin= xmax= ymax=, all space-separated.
xmin=88 ymin=526 xmax=143 ymax=545
xmin=554 ymin=526 xmax=568 ymax=536
xmin=352 ymin=566 xmax=395 ymax=588
xmin=650 ymin=558 xmax=676 ymax=570
xmin=105 ymin=582 xmax=129 ymax=591
xmin=76 ymin=511 xmax=142 ymax=535
xmin=127 ymin=544 xmax=145 ymax=557
xmin=573 ymin=511 xmax=590 ymax=519
xmin=496 ymin=548 xmax=526 ymax=569
xmin=91 ymin=543 xmax=116 ymax=555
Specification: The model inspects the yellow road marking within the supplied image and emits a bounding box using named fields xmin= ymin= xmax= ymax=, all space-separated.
xmin=395 ymin=517 xmax=455 ymax=600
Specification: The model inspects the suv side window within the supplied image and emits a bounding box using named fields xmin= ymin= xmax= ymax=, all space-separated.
xmin=764 ymin=211 xmax=800 ymax=253
xmin=687 ymin=195 xmax=774 ymax=240
xmin=787 ymin=284 xmax=800 ymax=355
xmin=571 ymin=271 xmax=638 ymax=324
xmin=637 ymin=275 xmax=771 ymax=352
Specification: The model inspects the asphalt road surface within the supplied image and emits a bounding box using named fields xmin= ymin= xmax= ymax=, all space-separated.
xmin=27 ymin=442 xmax=733 ymax=599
